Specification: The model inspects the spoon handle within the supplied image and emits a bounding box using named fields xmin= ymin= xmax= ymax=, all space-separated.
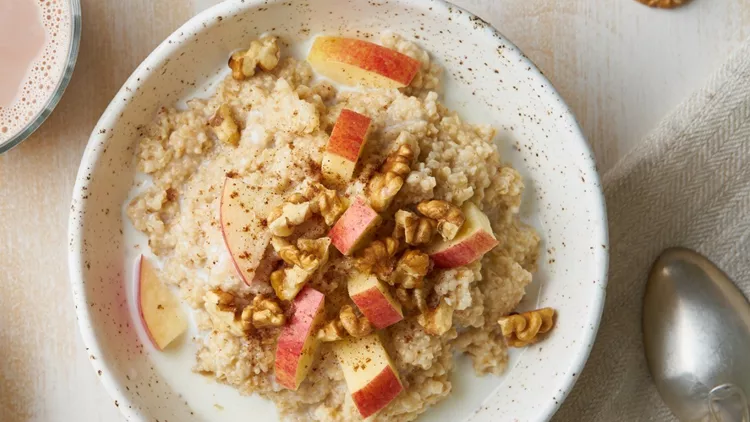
xmin=708 ymin=384 xmax=749 ymax=422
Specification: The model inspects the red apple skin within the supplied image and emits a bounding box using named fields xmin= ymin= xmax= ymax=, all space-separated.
xmin=309 ymin=37 xmax=421 ymax=87
xmin=430 ymin=230 xmax=499 ymax=268
xmin=327 ymin=109 xmax=371 ymax=161
xmin=352 ymin=366 xmax=404 ymax=418
xmin=328 ymin=197 xmax=381 ymax=255
xmin=275 ymin=286 xmax=325 ymax=390
xmin=351 ymin=289 xmax=403 ymax=329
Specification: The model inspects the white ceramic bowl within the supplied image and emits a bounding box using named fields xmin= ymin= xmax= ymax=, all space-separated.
xmin=68 ymin=1 xmax=608 ymax=421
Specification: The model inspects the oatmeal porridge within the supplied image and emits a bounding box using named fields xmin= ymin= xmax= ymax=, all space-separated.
xmin=127 ymin=32 xmax=554 ymax=421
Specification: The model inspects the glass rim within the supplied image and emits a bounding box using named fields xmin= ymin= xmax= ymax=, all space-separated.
xmin=0 ymin=0 xmax=82 ymax=155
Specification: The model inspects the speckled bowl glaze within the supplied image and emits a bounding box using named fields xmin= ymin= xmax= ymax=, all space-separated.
xmin=68 ymin=1 xmax=608 ymax=421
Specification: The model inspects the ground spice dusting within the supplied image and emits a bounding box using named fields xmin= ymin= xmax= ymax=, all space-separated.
xmin=124 ymin=32 xmax=541 ymax=422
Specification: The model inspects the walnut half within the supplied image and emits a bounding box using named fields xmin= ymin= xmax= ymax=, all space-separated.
xmin=393 ymin=209 xmax=436 ymax=246
xmin=391 ymin=250 xmax=430 ymax=289
xmin=354 ymin=237 xmax=400 ymax=280
xmin=367 ymin=144 xmax=415 ymax=212
xmin=416 ymin=200 xmax=465 ymax=240
xmin=228 ymin=36 xmax=280 ymax=80
xmin=339 ymin=305 xmax=373 ymax=338
xmin=306 ymin=182 xmax=349 ymax=226
xmin=250 ymin=295 xmax=286 ymax=328
xmin=498 ymin=308 xmax=556 ymax=348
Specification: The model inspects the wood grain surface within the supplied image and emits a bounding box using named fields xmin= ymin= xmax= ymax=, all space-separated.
xmin=0 ymin=0 xmax=747 ymax=421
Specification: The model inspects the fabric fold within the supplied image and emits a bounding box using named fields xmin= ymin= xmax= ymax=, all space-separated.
xmin=554 ymin=38 xmax=750 ymax=421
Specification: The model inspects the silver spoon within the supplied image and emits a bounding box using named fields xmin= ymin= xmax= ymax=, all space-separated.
xmin=644 ymin=247 xmax=750 ymax=421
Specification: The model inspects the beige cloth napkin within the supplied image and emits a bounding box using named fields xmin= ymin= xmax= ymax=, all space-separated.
xmin=552 ymin=38 xmax=750 ymax=421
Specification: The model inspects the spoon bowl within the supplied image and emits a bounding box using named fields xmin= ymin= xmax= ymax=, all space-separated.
xmin=644 ymin=247 xmax=750 ymax=421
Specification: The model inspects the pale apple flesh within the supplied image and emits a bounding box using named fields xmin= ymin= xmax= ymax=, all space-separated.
xmin=137 ymin=256 xmax=188 ymax=350
xmin=348 ymin=272 xmax=403 ymax=329
xmin=220 ymin=178 xmax=283 ymax=287
xmin=427 ymin=202 xmax=499 ymax=268
xmin=308 ymin=36 xmax=421 ymax=89
xmin=328 ymin=196 xmax=382 ymax=255
xmin=334 ymin=334 xmax=404 ymax=418
xmin=275 ymin=286 xmax=326 ymax=390
xmin=322 ymin=109 xmax=371 ymax=184
xmin=321 ymin=153 xmax=356 ymax=185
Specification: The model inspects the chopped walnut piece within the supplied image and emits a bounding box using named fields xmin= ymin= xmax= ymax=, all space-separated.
xmin=366 ymin=144 xmax=415 ymax=212
xmin=269 ymin=184 xmax=347 ymax=235
xmin=250 ymin=295 xmax=286 ymax=328
xmin=272 ymin=236 xmax=331 ymax=273
xmin=271 ymin=236 xmax=298 ymax=263
xmin=413 ymin=288 xmax=428 ymax=313
xmin=417 ymin=299 xmax=454 ymax=336
xmin=286 ymin=193 xmax=308 ymax=204
xmin=270 ymin=237 xmax=331 ymax=301
xmin=339 ymin=305 xmax=373 ymax=338
xmin=240 ymin=305 xmax=254 ymax=333
xmin=267 ymin=193 xmax=308 ymax=223
xmin=227 ymin=36 xmax=280 ymax=80
xmin=209 ymin=104 xmax=240 ymax=146
xmin=395 ymin=287 xmax=428 ymax=314
xmin=270 ymin=265 xmax=312 ymax=301
xmin=393 ymin=209 xmax=437 ymax=246
xmin=268 ymin=201 xmax=313 ymax=237
xmin=498 ymin=308 xmax=556 ymax=348
xmin=354 ymin=237 xmax=399 ymax=280
xmin=416 ymin=200 xmax=465 ymax=240
xmin=307 ymin=183 xmax=349 ymax=226
xmin=392 ymin=250 xmax=430 ymax=289
xmin=297 ymin=237 xmax=332 ymax=269
xmin=204 ymin=289 xmax=244 ymax=336
xmin=317 ymin=319 xmax=346 ymax=343
xmin=213 ymin=289 xmax=236 ymax=312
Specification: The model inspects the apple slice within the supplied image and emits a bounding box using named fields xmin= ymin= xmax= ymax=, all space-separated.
xmin=334 ymin=334 xmax=404 ymax=418
xmin=348 ymin=272 xmax=403 ymax=329
xmin=329 ymin=197 xmax=381 ymax=255
xmin=308 ymin=36 xmax=421 ymax=89
xmin=427 ymin=202 xmax=499 ymax=268
xmin=322 ymin=109 xmax=371 ymax=184
xmin=275 ymin=286 xmax=326 ymax=390
xmin=137 ymin=256 xmax=188 ymax=350
xmin=220 ymin=178 xmax=283 ymax=287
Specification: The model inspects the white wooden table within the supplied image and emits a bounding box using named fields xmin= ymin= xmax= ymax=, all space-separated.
xmin=0 ymin=0 xmax=747 ymax=420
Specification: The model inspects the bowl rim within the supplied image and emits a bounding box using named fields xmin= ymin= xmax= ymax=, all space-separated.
xmin=67 ymin=0 xmax=609 ymax=420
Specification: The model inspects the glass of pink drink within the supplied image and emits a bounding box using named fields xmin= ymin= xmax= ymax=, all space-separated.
xmin=0 ymin=0 xmax=81 ymax=153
